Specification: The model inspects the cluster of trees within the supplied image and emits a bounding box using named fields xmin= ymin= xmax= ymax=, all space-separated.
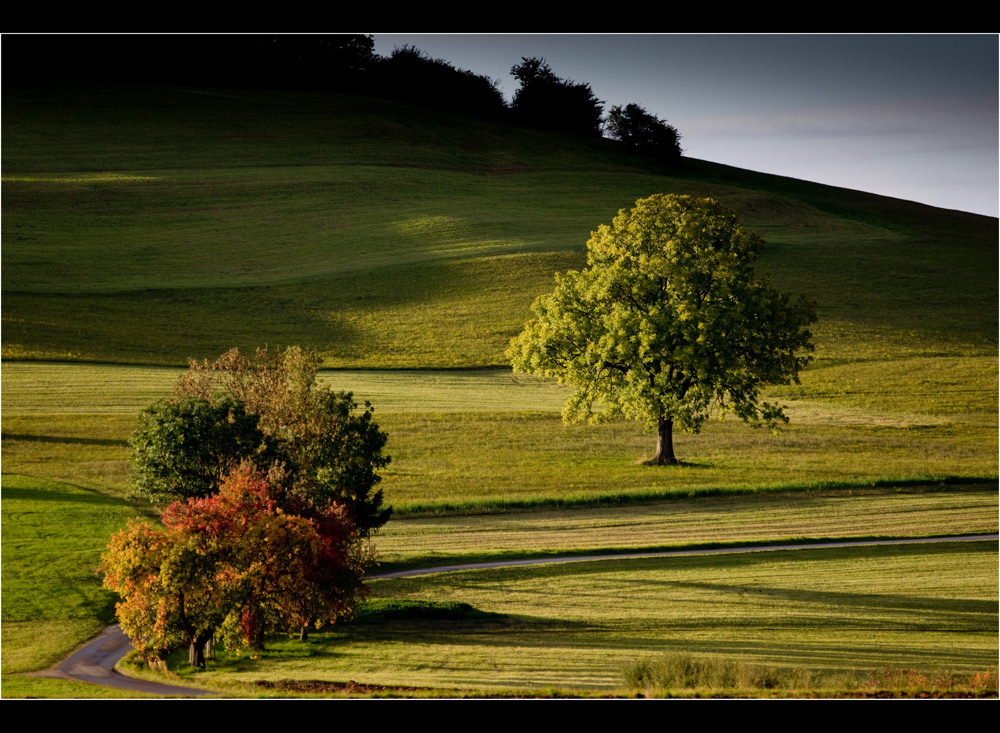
xmin=508 ymin=194 xmax=816 ymax=464
xmin=369 ymin=45 xmax=507 ymax=119
xmin=509 ymin=57 xmax=604 ymax=137
xmin=605 ymin=103 xmax=683 ymax=162
xmin=506 ymin=57 xmax=681 ymax=161
xmin=9 ymin=35 xmax=380 ymax=92
xmin=102 ymin=347 xmax=391 ymax=666
xmin=11 ymin=35 xmax=683 ymax=161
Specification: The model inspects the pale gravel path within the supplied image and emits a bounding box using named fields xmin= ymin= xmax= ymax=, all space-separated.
xmin=27 ymin=625 xmax=217 ymax=697
xmin=29 ymin=533 xmax=998 ymax=697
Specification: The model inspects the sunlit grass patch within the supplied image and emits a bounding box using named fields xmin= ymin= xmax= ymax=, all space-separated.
xmin=376 ymin=411 xmax=996 ymax=508
xmin=3 ymin=361 xmax=995 ymax=506
xmin=0 ymin=475 xmax=143 ymax=673
xmin=0 ymin=414 xmax=135 ymax=494
xmin=0 ymin=620 xmax=111 ymax=675
xmin=0 ymin=673 xmax=163 ymax=699
xmin=2 ymin=174 xmax=160 ymax=184
xmin=373 ymin=485 xmax=998 ymax=568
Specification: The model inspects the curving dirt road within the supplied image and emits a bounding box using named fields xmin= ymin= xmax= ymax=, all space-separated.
xmin=28 ymin=533 xmax=997 ymax=697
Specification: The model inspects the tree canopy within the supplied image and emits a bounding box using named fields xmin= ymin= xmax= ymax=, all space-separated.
xmin=606 ymin=103 xmax=682 ymax=162
xmin=507 ymin=194 xmax=816 ymax=464
xmin=112 ymin=346 xmax=387 ymax=666
xmin=128 ymin=396 xmax=277 ymax=503
xmin=509 ymin=57 xmax=604 ymax=137
xmin=129 ymin=346 xmax=391 ymax=536
xmin=103 ymin=465 xmax=366 ymax=666
xmin=370 ymin=45 xmax=506 ymax=119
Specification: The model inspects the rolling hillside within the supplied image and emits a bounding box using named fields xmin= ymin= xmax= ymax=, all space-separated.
xmin=4 ymin=82 xmax=995 ymax=369
xmin=2 ymin=81 xmax=996 ymax=697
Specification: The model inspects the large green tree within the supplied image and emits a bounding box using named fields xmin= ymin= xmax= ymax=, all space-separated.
xmin=508 ymin=194 xmax=816 ymax=464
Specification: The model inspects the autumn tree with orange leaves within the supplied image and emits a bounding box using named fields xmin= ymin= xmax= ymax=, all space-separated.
xmin=102 ymin=465 xmax=367 ymax=667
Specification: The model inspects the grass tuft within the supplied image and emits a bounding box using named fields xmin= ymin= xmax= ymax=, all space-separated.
xmin=624 ymin=654 xmax=999 ymax=697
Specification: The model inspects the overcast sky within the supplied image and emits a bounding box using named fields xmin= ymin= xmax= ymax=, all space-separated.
xmin=372 ymin=34 xmax=998 ymax=218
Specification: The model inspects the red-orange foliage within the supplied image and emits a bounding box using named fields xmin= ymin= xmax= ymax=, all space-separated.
xmin=102 ymin=464 xmax=368 ymax=665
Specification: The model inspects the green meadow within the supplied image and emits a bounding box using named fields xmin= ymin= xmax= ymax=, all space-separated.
xmin=1 ymin=82 xmax=996 ymax=697
xmin=207 ymin=541 xmax=997 ymax=695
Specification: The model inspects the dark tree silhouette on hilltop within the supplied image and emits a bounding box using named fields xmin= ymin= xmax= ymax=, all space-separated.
xmin=607 ymin=103 xmax=683 ymax=162
xmin=370 ymin=46 xmax=506 ymax=119
xmin=510 ymin=57 xmax=604 ymax=137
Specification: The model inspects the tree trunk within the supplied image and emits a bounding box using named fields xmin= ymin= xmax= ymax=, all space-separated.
xmin=188 ymin=631 xmax=214 ymax=668
xmin=300 ymin=624 xmax=309 ymax=642
xmin=189 ymin=640 xmax=205 ymax=668
xmin=651 ymin=418 xmax=679 ymax=465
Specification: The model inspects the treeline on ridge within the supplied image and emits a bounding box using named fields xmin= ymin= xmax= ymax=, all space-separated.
xmin=9 ymin=34 xmax=681 ymax=161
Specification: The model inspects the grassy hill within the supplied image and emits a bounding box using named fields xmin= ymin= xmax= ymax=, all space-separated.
xmin=4 ymin=82 xmax=995 ymax=368
xmin=2 ymin=82 xmax=996 ymax=697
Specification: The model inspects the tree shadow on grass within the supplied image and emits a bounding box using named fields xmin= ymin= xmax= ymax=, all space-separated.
xmin=2 ymin=433 xmax=127 ymax=448
xmin=623 ymin=576 xmax=997 ymax=619
xmin=638 ymin=459 xmax=713 ymax=469
xmin=1 ymin=483 xmax=125 ymax=506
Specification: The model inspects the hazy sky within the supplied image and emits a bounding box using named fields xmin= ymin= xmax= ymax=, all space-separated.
xmin=373 ymin=34 xmax=998 ymax=217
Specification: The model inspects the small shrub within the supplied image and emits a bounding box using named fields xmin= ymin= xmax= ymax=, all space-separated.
xmin=119 ymin=649 xmax=174 ymax=678
xmin=623 ymin=659 xmax=657 ymax=689
xmin=626 ymin=657 xmax=999 ymax=697
xmin=862 ymin=666 xmax=999 ymax=696
xmin=624 ymin=653 xmax=817 ymax=694
xmin=118 ymin=649 xmax=150 ymax=674
xmin=969 ymin=669 xmax=999 ymax=695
